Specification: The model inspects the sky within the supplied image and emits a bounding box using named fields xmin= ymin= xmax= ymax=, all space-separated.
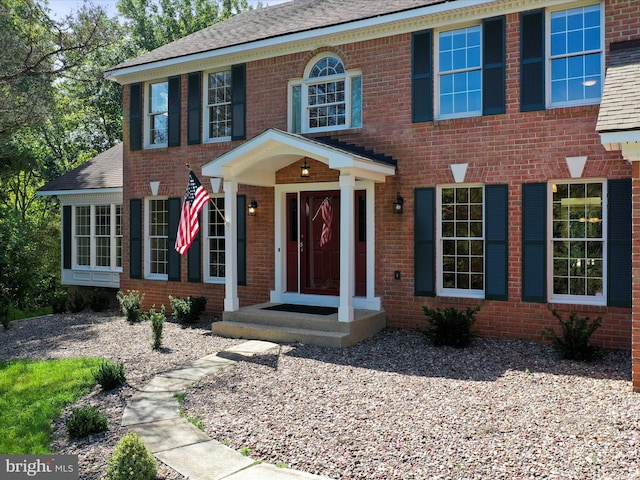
xmin=42 ymin=0 xmax=291 ymax=19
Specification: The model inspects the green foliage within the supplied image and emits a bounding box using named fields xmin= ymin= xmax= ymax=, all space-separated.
xmin=50 ymin=288 xmax=69 ymax=314
xmin=104 ymin=432 xmax=157 ymax=480
xmin=87 ymin=288 xmax=113 ymax=312
xmin=422 ymin=306 xmax=480 ymax=348
xmin=149 ymin=305 xmax=166 ymax=350
xmin=169 ymin=295 xmax=207 ymax=324
xmin=0 ymin=357 xmax=103 ymax=453
xmin=69 ymin=290 xmax=86 ymax=313
xmin=0 ymin=298 xmax=11 ymax=330
xmin=117 ymin=290 xmax=144 ymax=323
xmin=542 ymin=310 xmax=602 ymax=361
xmin=65 ymin=405 xmax=108 ymax=438
xmin=92 ymin=360 xmax=126 ymax=391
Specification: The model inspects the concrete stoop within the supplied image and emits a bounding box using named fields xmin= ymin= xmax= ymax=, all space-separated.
xmin=213 ymin=303 xmax=387 ymax=348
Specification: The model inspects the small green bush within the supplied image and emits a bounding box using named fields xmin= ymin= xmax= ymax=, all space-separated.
xmin=50 ymin=289 xmax=69 ymax=314
xmin=169 ymin=295 xmax=207 ymax=324
xmin=93 ymin=360 xmax=126 ymax=390
xmin=0 ymin=298 xmax=11 ymax=331
xmin=65 ymin=405 xmax=108 ymax=438
xmin=542 ymin=310 xmax=602 ymax=361
xmin=422 ymin=305 xmax=480 ymax=348
xmin=149 ymin=305 xmax=166 ymax=350
xmin=69 ymin=291 xmax=86 ymax=313
xmin=117 ymin=290 xmax=144 ymax=323
xmin=104 ymin=432 xmax=157 ymax=480
xmin=87 ymin=288 xmax=112 ymax=312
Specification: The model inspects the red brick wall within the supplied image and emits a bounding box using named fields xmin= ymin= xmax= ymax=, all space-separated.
xmin=120 ymin=2 xmax=636 ymax=352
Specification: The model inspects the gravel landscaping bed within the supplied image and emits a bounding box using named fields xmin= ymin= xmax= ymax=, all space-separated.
xmin=3 ymin=312 xmax=639 ymax=480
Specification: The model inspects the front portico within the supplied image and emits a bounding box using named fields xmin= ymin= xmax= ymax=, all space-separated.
xmin=202 ymin=128 xmax=396 ymax=326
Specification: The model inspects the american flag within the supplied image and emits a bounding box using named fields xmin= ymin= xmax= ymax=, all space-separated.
xmin=175 ymin=171 xmax=210 ymax=255
xmin=319 ymin=197 xmax=333 ymax=247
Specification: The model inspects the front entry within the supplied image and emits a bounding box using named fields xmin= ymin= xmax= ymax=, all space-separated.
xmin=286 ymin=190 xmax=366 ymax=296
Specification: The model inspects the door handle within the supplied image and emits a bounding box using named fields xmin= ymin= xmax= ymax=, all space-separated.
xmin=300 ymin=241 xmax=304 ymax=252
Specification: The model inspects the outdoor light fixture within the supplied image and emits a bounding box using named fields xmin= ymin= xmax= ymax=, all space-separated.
xmin=300 ymin=159 xmax=310 ymax=178
xmin=393 ymin=192 xmax=404 ymax=214
xmin=248 ymin=198 xmax=258 ymax=216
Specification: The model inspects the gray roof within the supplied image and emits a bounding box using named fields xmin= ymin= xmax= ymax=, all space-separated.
xmin=38 ymin=143 xmax=123 ymax=194
xmin=109 ymin=0 xmax=445 ymax=71
xmin=596 ymin=40 xmax=640 ymax=133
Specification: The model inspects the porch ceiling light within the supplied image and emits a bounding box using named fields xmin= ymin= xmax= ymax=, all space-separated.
xmin=248 ymin=198 xmax=258 ymax=216
xmin=393 ymin=192 xmax=404 ymax=214
xmin=301 ymin=159 xmax=310 ymax=178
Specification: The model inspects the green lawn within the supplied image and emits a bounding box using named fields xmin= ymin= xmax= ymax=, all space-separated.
xmin=0 ymin=358 xmax=103 ymax=453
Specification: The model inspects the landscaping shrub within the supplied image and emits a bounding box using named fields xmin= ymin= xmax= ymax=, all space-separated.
xmin=104 ymin=432 xmax=157 ymax=480
xmin=149 ymin=306 xmax=166 ymax=350
xmin=87 ymin=288 xmax=112 ymax=312
xmin=69 ymin=290 xmax=86 ymax=313
xmin=65 ymin=405 xmax=108 ymax=438
xmin=542 ymin=310 xmax=602 ymax=361
xmin=422 ymin=305 xmax=480 ymax=348
xmin=117 ymin=290 xmax=144 ymax=323
xmin=169 ymin=295 xmax=207 ymax=324
xmin=92 ymin=360 xmax=126 ymax=390
xmin=50 ymin=289 xmax=69 ymax=314
xmin=0 ymin=298 xmax=11 ymax=331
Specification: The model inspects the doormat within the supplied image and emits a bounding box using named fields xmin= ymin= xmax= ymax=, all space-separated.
xmin=262 ymin=304 xmax=338 ymax=316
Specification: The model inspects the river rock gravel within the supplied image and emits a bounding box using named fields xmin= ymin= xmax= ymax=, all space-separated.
xmin=2 ymin=312 xmax=639 ymax=480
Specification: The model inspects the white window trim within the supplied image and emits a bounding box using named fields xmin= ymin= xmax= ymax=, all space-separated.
xmin=547 ymin=179 xmax=607 ymax=306
xmin=545 ymin=1 xmax=604 ymax=109
xmin=71 ymin=204 xmax=123 ymax=273
xmin=145 ymin=80 xmax=169 ymax=149
xmin=435 ymin=183 xmax=485 ymax=299
xmin=203 ymin=197 xmax=226 ymax=284
xmin=145 ymin=196 xmax=169 ymax=281
xmin=290 ymin=53 xmax=361 ymax=134
xmin=434 ymin=22 xmax=483 ymax=120
xmin=203 ymin=69 xmax=233 ymax=143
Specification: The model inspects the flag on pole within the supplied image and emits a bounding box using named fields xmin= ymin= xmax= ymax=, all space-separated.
xmin=319 ymin=197 xmax=333 ymax=247
xmin=175 ymin=171 xmax=210 ymax=255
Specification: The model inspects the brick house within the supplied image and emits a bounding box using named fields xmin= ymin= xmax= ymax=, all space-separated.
xmin=40 ymin=0 xmax=640 ymax=390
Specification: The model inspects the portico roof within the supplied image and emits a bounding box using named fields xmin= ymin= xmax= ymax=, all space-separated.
xmin=202 ymin=128 xmax=397 ymax=186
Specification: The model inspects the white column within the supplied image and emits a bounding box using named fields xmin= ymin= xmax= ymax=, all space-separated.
xmin=224 ymin=179 xmax=239 ymax=311
xmin=339 ymin=174 xmax=355 ymax=322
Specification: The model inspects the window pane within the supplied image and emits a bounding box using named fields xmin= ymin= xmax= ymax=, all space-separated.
xmin=207 ymin=198 xmax=226 ymax=278
xmin=207 ymin=70 xmax=232 ymax=139
xmin=149 ymin=200 xmax=168 ymax=275
xmin=149 ymin=82 xmax=168 ymax=114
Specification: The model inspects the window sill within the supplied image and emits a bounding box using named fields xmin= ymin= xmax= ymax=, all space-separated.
xmin=203 ymin=136 xmax=232 ymax=144
xmin=145 ymin=274 xmax=169 ymax=281
xmin=204 ymin=278 xmax=225 ymax=284
xmin=144 ymin=144 xmax=168 ymax=150
xmin=437 ymin=290 xmax=485 ymax=300
xmin=548 ymin=295 xmax=606 ymax=307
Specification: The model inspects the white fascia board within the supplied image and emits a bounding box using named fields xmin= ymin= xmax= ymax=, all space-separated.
xmin=36 ymin=187 xmax=123 ymax=197
xmin=106 ymin=0 xmax=497 ymax=84
xmin=599 ymin=131 xmax=640 ymax=149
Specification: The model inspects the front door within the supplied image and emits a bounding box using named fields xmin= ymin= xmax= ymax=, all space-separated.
xmin=286 ymin=190 xmax=366 ymax=296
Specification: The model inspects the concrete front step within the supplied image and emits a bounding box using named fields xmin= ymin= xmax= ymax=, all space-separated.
xmin=213 ymin=306 xmax=386 ymax=348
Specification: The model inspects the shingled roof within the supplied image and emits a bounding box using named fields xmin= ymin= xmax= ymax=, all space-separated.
xmin=38 ymin=143 xmax=123 ymax=194
xmin=109 ymin=0 xmax=446 ymax=72
xmin=596 ymin=40 xmax=640 ymax=134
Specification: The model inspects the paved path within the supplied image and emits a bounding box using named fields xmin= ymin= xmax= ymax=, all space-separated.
xmin=122 ymin=340 xmax=334 ymax=480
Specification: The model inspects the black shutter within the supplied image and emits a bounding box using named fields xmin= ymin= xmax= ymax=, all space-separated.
xmin=62 ymin=205 xmax=72 ymax=269
xmin=237 ymin=195 xmax=247 ymax=285
xmin=483 ymin=16 xmax=505 ymax=116
xmin=129 ymin=83 xmax=143 ymax=151
xmin=520 ymin=10 xmax=545 ymax=112
xmin=231 ymin=64 xmax=246 ymax=141
xmin=412 ymin=30 xmax=433 ymax=122
xmin=130 ymin=199 xmax=142 ymax=279
xmin=485 ymin=184 xmax=509 ymax=300
xmin=168 ymin=197 xmax=181 ymax=281
xmin=187 ymin=72 xmax=202 ymax=145
xmin=522 ymin=183 xmax=546 ymax=302
xmin=187 ymin=218 xmax=202 ymax=282
xmin=414 ymin=188 xmax=435 ymax=296
xmin=607 ymin=179 xmax=631 ymax=307
xmin=168 ymin=76 xmax=181 ymax=147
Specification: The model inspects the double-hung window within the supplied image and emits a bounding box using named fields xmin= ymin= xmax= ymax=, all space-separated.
xmin=147 ymin=198 xmax=168 ymax=278
xmin=72 ymin=204 xmax=122 ymax=270
xmin=205 ymin=70 xmax=232 ymax=141
xmin=205 ymin=197 xmax=226 ymax=282
xmin=289 ymin=55 xmax=362 ymax=133
xmin=148 ymin=81 xmax=168 ymax=147
xmin=437 ymin=26 xmax=482 ymax=118
xmin=438 ymin=185 xmax=484 ymax=297
xmin=550 ymin=181 xmax=605 ymax=304
xmin=549 ymin=3 xmax=602 ymax=106
xmin=75 ymin=206 xmax=91 ymax=267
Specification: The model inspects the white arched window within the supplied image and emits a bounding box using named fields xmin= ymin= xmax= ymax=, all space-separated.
xmin=289 ymin=54 xmax=362 ymax=133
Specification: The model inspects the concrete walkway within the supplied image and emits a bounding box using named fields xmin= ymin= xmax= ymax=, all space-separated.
xmin=122 ymin=340 xmax=334 ymax=480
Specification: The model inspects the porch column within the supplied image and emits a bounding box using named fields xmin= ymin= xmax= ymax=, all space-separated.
xmin=339 ymin=174 xmax=355 ymax=322
xmin=632 ymin=160 xmax=640 ymax=392
xmin=224 ymin=179 xmax=239 ymax=312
